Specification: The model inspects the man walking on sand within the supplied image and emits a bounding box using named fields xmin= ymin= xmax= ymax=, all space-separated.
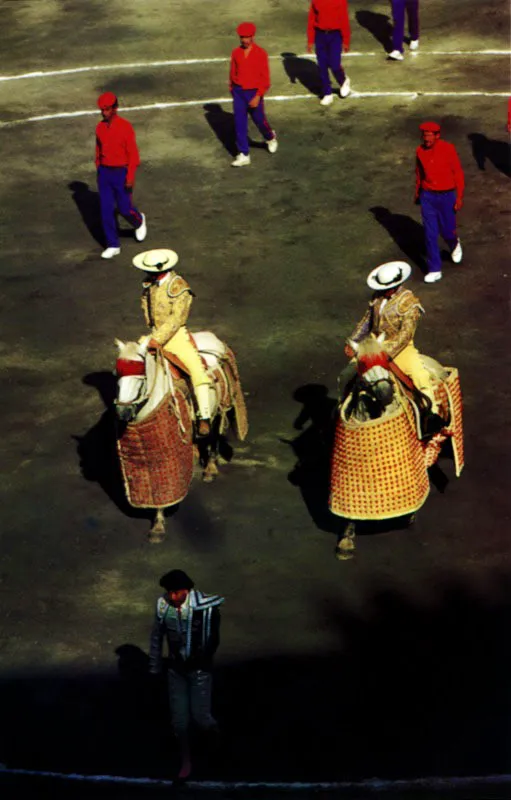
xmin=95 ymin=92 xmax=147 ymax=258
xmin=307 ymin=0 xmax=352 ymax=106
xmin=415 ymin=121 xmax=464 ymax=283
xmin=229 ymin=22 xmax=278 ymax=167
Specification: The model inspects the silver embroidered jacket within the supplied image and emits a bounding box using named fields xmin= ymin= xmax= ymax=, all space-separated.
xmin=149 ymin=590 xmax=224 ymax=674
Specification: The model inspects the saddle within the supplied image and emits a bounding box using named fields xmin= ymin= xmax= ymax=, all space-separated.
xmin=389 ymin=360 xmax=450 ymax=438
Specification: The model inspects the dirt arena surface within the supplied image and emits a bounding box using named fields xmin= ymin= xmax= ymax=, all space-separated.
xmin=0 ymin=0 xmax=510 ymax=796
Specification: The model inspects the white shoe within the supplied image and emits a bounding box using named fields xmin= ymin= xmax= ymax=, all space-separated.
xmin=388 ymin=50 xmax=404 ymax=61
xmin=409 ymin=39 xmax=419 ymax=51
xmin=339 ymin=77 xmax=351 ymax=98
xmin=424 ymin=271 xmax=442 ymax=283
xmin=451 ymin=240 xmax=463 ymax=263
xmin=320 ymin=93 xmax=334 ymax=106
xmin=267 ymin=136 xmax=278 ymax=154
xmin=101 ymin=247 xmax=121 ymax=259
xmin=231 ymin=153 xmax=251 ymax=167
xmin=135 ymin=212 xmax=147 ymax=242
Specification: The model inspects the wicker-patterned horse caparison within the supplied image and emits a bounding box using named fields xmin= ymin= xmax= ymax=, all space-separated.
xmin=329 ymin=368 xmax=463 ymax=521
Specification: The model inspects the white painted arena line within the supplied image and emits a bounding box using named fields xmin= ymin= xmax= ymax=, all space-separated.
xmin=1 ymin=90 xmax=508 ymax=128
xmin=2 ymin=766 xmax=511 ymax=791
xmin=0 ymin=50 xmax=509 ymax=83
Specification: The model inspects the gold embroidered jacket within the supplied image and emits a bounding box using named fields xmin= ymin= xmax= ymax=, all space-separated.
xmin=349 ymin=286 xmax=425 ymax=358
xmin=141 ymin=273 xmax=193 ymax=346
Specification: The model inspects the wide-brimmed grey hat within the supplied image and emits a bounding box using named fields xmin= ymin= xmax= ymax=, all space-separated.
xmin=367 ymin=261 xmax=412 ymax=291
xmin=132 ymin=248 xmax=179 ymax=272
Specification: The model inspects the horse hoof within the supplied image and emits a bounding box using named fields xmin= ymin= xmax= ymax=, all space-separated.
xmin=148 ymin=529 xmax=165 ymax=544
xmin=335 ymin=538 xmax=355 ymax=561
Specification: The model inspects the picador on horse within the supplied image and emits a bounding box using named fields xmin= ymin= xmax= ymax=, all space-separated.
xmin=135 ymin=248 xmax=213 ymax=437
xmin=344 ymin=260 xmax=444 ymax=431
xmin=330 ymin=260 xmax=464 ymax=559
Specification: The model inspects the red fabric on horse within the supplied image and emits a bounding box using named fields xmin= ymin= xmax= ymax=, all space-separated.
xmin=117 ymin=388 xmax=193 ymax=508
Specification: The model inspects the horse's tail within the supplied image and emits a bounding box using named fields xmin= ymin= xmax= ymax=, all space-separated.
xmin=221 ymin=347 xmax=248 ymax=441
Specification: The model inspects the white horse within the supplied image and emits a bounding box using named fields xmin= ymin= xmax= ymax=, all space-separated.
xmin=114 ymin=331 xmax=248 ymax=541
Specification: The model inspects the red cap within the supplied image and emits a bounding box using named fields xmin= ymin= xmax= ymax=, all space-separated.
xmin=236 ymin=22 xmax=256 ymax=37
xmin=97 ymin=91 xmax=118 ymax=109
xmin=419 ymin=121 xmax=441 ymax=133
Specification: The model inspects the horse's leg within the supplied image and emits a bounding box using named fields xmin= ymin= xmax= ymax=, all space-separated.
xmin=336 ymin=521 xmax=356 ymax=560
xmin=148 ymin=508 xmax=166 ymax=543
xmin=202 ymin=416 xmax=221 ymax=483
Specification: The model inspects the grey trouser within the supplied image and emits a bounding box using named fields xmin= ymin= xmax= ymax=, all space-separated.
xmin=167 ymin=668 xmax=216 ymax=736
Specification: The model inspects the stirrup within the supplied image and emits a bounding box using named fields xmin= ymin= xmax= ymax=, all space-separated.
xmin=197 ymin=419 xmax=211 ymax=438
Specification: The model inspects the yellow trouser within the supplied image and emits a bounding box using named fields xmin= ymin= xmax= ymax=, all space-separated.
xmin=163 ymin=326 xmax=212 ymax=388
xmin=163 ymin=327 xmax=213 ymax=419
xmin=394 ymin=342 xmax=435 ymax=400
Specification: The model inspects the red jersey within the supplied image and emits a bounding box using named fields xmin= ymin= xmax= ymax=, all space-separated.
xmin=307 ymin=0 xmax=351 ymax=48
xmin=95 ymin=114 xmax=140 ymax=185
xmin=229 ymin=42 xmax=271 ymax=97
xmin=415 ymin=139 xmax=465 ymax=202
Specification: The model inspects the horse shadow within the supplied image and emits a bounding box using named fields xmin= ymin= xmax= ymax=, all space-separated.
xmin=281 ymin=52 xmax=322 ymax=96
xmin=370 ymin=205 xmax=427 ymax=275
xmin=467 ymin=133 xmax=511 ymax=178
xmin=68 ymin=180 xmax=104 ymax=246
xmin=74 ymin=371 xmax=149 ymax=520
xmin=355 ymin=9 xmax=393 ymax=52
xmin=284 ymin=384 xmax=341 ymax=535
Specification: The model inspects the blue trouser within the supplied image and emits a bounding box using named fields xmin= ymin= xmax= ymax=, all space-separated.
xmin=167 ymin=669 xmax=216 ymax=736
xmin=231 ymin=85 xmax=274 ymax=156
xmin=391 ymin=0 xmax=420 ymax=52
xmin=97 ymin=165 xmax=142 ymax=248
xmin=314 ymin=29 xmax=346 ymax=98
xmin=420 ymin=189 xmax=458 ymax=274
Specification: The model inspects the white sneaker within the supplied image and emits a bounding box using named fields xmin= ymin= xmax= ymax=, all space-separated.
xmin=320 ymin=93 xmax=334 ymax=106
xmin=424 ymin=271 xmax=442 ymax=283
xmin=135 ymin=212 xmax=147 ymax=242
xmin=231 ymin=153 xmax=251 ymax=167
xmin=451 ymin=240 xmax=463 ymax=263
xmin=409 ymin=39 xmax=419 ymax=51
xmin=388 ymin=50 xmax=404 ymax=61
xmin=101 ymin=247 xmax=121 ymax=259
xmin=267 ymin=136 xmax=278 ymax=154
xmin=339 ymin=77 xmax=351 ymax=98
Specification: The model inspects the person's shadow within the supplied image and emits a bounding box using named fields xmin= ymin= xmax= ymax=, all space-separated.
xmin=204 ymin=103 xmax=237 ymax=156
xmin=281 ymin=52 xmax=322 ymax=96
xmin=370 ymin=205 xmax=427 ymax=274
xmin=356 ymin=10 xmax=393 ymax=52
xmin=284 ymin=384 xmax=340 ymax=534
xmin=68 ymin=180 xmax=104 ymax=246
xmin=468 ymin=133 xmax=511 ymax=178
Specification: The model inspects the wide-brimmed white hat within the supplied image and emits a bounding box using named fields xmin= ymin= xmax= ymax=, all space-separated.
xmin=367 ymin=261 xmax=411 ymax=291
xmin=132 ymin=249 xmax=179 ymax=272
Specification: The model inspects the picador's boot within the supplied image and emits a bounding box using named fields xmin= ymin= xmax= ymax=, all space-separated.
xmin=196 ymin=383 xmax=212 ymax=438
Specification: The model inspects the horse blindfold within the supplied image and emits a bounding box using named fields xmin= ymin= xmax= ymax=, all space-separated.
xmin=116 ymin=358 xmax=146 ymax=378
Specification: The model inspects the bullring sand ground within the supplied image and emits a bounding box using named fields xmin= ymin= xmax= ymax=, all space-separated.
xmin=0 ymin=1 xmax=510 ymax=797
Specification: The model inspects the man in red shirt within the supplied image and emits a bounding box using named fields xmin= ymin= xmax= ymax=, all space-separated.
xmin=95 ymin=92 xmax=147 ymax=258
xmin=415 ymin=121 xmax=464 ymax=284
xmin=229 ymin=22 xmax=278 ymax=167
xmin=307 ymin=0 xmax=351 ymax=106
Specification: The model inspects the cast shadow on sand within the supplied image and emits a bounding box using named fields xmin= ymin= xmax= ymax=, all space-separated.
xmin=74 ymin=371 xmax=150 ymax=521
xmin=281 ymin=52 xmax=322 ymax=96
xmin=1 ymin=574 xmax=510 ymax=787
xmin=370 ymin=205 xmax=427 ymax=275
xmin=355 ymin=9 xmax=393 ymax=52
xmin=468 ymin=133 xmax=511 ymax=178
xmin=68 ymin=180 xmax=104 ymax=246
